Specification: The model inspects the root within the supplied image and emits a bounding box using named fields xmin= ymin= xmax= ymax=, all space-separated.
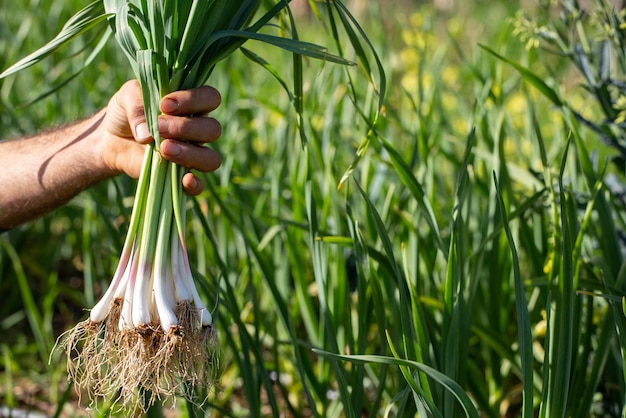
xmin=60 ymin=298 xmax=219 ymax=414
xmin=60 ymin=318 xmax=103 ymax=402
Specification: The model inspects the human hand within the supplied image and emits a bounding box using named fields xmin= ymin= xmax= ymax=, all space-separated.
xmin=99 ymin=80 xmax=222 ymax=195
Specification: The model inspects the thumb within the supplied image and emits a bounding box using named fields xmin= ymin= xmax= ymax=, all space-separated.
xmin=107 ymin=80 xmax=151 ymax=143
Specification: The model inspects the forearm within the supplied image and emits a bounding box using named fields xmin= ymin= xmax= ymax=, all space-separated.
xmin=0 ymin=109 xmax=114 ymax=229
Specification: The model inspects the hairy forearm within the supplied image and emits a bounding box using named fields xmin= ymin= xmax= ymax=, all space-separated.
xmin=0 ymin=109 xmax=114 ymax=229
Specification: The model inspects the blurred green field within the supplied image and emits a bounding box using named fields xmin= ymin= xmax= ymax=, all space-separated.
xmin=2 ymin=0 xmax=626 ymax=417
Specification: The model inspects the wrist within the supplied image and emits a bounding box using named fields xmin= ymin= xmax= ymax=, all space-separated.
xmin=89 ymin=107 xmax=123 ymax=180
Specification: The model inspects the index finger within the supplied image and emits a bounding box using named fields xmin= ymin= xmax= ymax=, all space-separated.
xmin=160 ymin=86 xmax=221 ymax=116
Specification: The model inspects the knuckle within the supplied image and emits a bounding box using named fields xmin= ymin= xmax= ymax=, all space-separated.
xmin=166 ymin=117 xmax=184 ymax=137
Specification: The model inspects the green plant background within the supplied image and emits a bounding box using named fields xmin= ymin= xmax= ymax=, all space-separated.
xmin=2 ymin=0 xmax=626 ymax=417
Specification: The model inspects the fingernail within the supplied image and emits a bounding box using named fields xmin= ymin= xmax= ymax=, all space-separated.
xmin=135 ymin=122 xmax=150 ymax=140
xmin=161 ymin=98 xmax=179 ymax=113
xmin=188 ymin=175 xmax=199 ymax=189
xmin=162 ymin=140 xmax=181 ymax=156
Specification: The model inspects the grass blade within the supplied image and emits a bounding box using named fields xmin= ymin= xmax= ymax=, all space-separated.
xmin=493 ymin=172 xmax=534 ymax=418
xmin=0 ymin=1 xmax=108 ymax=79
xmin=207 ymin=30 xmax=355 ymax=66
xmin=314 ymin=348 xmax=479 ymax=418
xmin=479 ymin=44 xmax=563 ymax=107
xmin=0 ymin=237 xmax=50 ymax=362
xmin=378 ymin=135 xmax=446 ymax=256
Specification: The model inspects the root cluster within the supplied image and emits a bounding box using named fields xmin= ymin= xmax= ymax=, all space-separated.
xmin=61 ymin=299 xmax=219 ymax=414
